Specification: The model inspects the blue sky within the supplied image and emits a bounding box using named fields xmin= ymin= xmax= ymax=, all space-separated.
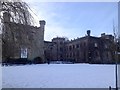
xmin=27 ymin=2 xmax=118 ymax=41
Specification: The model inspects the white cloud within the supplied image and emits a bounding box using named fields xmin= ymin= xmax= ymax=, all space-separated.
xmin=26 ymin=2 xmax=117 ymax=41
xmin=27 ymin=2 xmax=86 ymax=41
xmin=45 ymin=26 xmax=67 ymax=41
xmin=27 ymin=2 xmax=73 ymax=41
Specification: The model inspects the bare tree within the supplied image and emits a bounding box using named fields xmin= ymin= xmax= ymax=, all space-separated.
xmin=0 ymin=1 xmax=38 ymax=62
xmin=113 ymin=21 xmax=119 ymax=90
xmin=0 ymin=0 xmax=35 ymax=26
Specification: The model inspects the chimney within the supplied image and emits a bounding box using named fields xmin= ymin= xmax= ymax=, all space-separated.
xmin=101 ymin=33 xmax=105 ymax=37
xmin=87 ymin=30 xmax=91 ymax=36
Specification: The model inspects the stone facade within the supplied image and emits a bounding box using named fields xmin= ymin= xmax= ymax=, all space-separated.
xmin=2 ymin=12 xmax=45 ymax=62
xmin=44 ymin=30 xmax=115 ymax=64
xmin=44 ymin=37 xmax=66 ymax=61
xmin=65 ymin=33 xmax=114 ymax=63
xmin=52 ymin=37 xmax=66 ymax=61
xmin=44 ymin=41 xmax=53 ymax=61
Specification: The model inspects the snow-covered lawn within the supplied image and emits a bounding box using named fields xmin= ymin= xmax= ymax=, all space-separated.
xmin=2 ymin=64 xmax=116 ymax=88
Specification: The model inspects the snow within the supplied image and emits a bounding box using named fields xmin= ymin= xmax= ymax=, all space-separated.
xmin=119 ymin=65 xmax=120 ymax=88
xmin=2 ymin=64 xmax=117 ymax=88
xmin=0 ymin=64 xmax=2 ymax=90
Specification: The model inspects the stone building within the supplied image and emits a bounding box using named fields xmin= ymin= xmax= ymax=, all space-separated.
xmin=44 ymin=30 xmax=115 ymax=64
xmin=65 ymin=31 xmax=114 ymax=63
xmin=51 ymin=37 xmax=66 ymax=61
xmin=2 ymin=12 xmax=46 ymax=62
xmin=44 ymin=41 xmax=53 ymax=61
xmin=44 ymin=37 xmax=66 ymax=61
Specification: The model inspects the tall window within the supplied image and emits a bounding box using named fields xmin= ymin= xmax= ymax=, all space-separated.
xmin=21 ymin=48 xmax=27 ymax=58
xmin=60 ymin=47 xmax=63 ymax=52
xmin=73 ymin=45 xmax=75 ymax=49
xmin=94 ymin=43 xmax=98 ymax=47
xmin=84 ymin=42 xmax=86 ymax=46
xmin=105 ymin=44 xmax=108 ymax=49
xmin=69 ymin=46 xmax=72 ymax=51
xmin=70 ymin=53 xmax=72 ymax=57
xmin=60 ymin=41 xmax=63 ymax=45
xmin=95 ymin=51 xmax=99 ymax=57
xmin=76 ymin=44 xmax=79 ymax=48
xmin=80 ymin=43 xmax=82 ymax=47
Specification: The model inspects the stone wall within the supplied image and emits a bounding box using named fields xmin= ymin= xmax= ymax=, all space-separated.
xmin=2 ymin=12 xmax=45 ymax=62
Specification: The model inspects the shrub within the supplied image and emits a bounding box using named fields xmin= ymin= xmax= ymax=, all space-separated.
xmin=33 ymin=57 xmax=43 ymax=64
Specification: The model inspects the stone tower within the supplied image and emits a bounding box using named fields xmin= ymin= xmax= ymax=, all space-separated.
xmin=2 ymin=12 xmax=46 ymax=63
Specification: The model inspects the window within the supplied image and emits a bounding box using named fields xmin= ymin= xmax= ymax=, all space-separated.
xmin=60 ymin=47 xmax=63 ymax=52
xmin=80 ymin=43 xmax=82 ymax=47
xmin=21 ymin=48 xmax=28 ymax=58
xmin=84 ymin=52 xmax=86 ymax=58
xmin=96 ymin=51 xmax=98 ymax=56
xmin=77 ymin=51 xmax=79 ymax=56
xmin=84 ymin=42 xmax=86 ymax=46
xmin=66 ymin=54 xmax=68 ymax=57
xmin=105 ymin=44 xmax=108 ymax=48
xmin=106 ymin=52 xmax=109 ymax=58
xmin=50 ymin=47 xmax=52 ymax=50
xmin=70 ymin=53 xmax=72 ymax=57
xmin=95 ymin=43 xmax=98 ymax=47
xmin=60 ymin=41 xmax=63 ymax=45
xmin=73 ymin=45 xmax=75 ymax=49
xmin=73 ymin=52 xmax=75 ymax=57
xmin=60 ymin=54 xmax=63 ymax=58
xmin=76 ymin=44 xmax=79 ymax=48
xmin=69 ymin=46 xmax=72 ymax=51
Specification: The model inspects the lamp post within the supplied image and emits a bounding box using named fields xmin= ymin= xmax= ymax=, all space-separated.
xmin=115 ymin=53 xmax=118 ymax=90
xmin=115 ymin=39 xmax=118 ymax=90
xmin=113 ymin=21 xmax=118 ymax=90
xmin=56 ymin=38 xmax=58 ymax=61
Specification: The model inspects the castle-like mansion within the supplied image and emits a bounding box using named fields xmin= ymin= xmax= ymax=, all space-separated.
xmin=44 ymin=30 xmax=115 ymax=64
xmin=2 ymin=12 xmax=118 ymax=64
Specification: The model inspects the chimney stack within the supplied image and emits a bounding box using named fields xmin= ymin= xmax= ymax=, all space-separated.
xmin=87 ymin=30 xmax=91 ymax=36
